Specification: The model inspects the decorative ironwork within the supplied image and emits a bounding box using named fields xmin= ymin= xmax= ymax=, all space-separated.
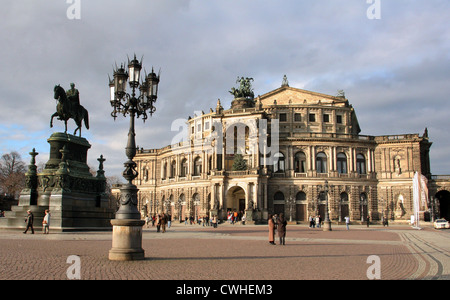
xmin=109 ymin=54 xmax=160 ymax=220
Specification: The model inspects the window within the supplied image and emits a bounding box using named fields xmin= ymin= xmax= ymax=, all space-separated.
xmin=294 ymin=151 xmax=307 ymax=173
xmin=197 ymin=124 xmax=202 ymax=132
xmin=194 ymin=157 xmax=202 ymax=176
xmin=309 ymin=114 xmax=316 ymax=122
xmin=180 ymin=158 xmax=188 ymax=177
xmin=205 ymin=122 xmax=210 ymax=130
xmin=296 ymin=191 xmax=306 ymax=201
xmin=356 ymin=154 xmax=366 ymax=174
xmin=274 ymin=191 xmax=285 ymax=201
xmin=279 ymin=113 xmax=287 ymax=122
xmin=170 ymin=160 xmax=176 ymax=178
xmin=323 ymin=114 xmax=330 ymax=123
xmin=273 ymin=152 xmax=285 ymax=173
xmin=337 ymin=153 xmax=347 ymax=174
xmin=294 ymin=113 xmax=301 ymax=122
xmin=337 ymin=115 xmax=343 ymax=124
xmin=162 ymin=162 xmax=167 ymax=179
xmin=316 ymin=152 xmax=327 ymax=173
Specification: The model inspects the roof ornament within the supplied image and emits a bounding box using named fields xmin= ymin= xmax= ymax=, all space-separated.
xmin=281 ymin=75 xmax=289 ymax=87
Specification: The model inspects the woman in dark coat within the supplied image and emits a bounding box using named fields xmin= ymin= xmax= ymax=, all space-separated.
xmin=268 ymin=214 xmax=276 ymax=245
xmin=277 ymin=213 xmax=287 ymax=245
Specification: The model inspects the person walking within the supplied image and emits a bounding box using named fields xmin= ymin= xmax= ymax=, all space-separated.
xmin=167 ymin=214 xmax=172 ymax=228
xmin=268 ymin=214 xmax=276 ymax=245
xmin=42 ymin=209 xmax=50 ymax=234
xmin=366 ymin=215 xmax=370 ymax=228
xmin=23 ymin=210 xmax=34 ymax=234
xmin=344 ymin=215 xmax=350 ymax=230
xmin=160 ymin=213 xmax=167 ymax=233
xmin=277 ymin=213 xmax=287 ymax=245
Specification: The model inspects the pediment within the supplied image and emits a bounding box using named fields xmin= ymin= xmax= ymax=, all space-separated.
xmin=258 ymin=86 xmax=348 ymax=107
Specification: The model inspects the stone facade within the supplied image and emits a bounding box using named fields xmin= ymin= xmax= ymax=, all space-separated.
xmin=126 ymin=82 xmax=450 ymax=224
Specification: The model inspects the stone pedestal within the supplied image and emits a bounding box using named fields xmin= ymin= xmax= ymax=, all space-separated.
xmin=109 ymin=219 xmax=145 ymax=261
xmin=322 ymin=220 xmax=332 ymax=231
xmin=0 ymin=133 xmax=114 ymax=232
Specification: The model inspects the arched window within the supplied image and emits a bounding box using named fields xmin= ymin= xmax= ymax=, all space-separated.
xmin=337 ymin=152 xmax=347 ymax=174
xmin=162 ymin=162 xmax=167 ymax=179
xmin=180 ymin=158 xmax=188 ymax=177
xmin=294 ymin=151 xmax=307 ymax=173
xmin=356 ymin=154 xmax=366 ymax=174
xmin=170 ymin=160 xmax=176 ymax=178
xmin=273 ymin=152 xmax=285 ymax=173
xmin=194 ymin=157 xmax=202 ymax=176
xmin=296 ymin=191 xmax=307 ymax=201
xmin=274 ymin=191 xmax=285 ymax=201
xmin=316 ymin=152 xmax=327 ymax=173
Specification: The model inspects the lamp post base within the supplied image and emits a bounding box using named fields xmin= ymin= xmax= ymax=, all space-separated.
xmin=109 ymin=219 xmax=145 ymax=261
xmin=323 ymin=220 xmax=332 ymax=231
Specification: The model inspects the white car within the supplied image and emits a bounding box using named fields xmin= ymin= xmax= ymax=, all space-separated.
xmin=434 ymin=219 xmax=450 ymax=229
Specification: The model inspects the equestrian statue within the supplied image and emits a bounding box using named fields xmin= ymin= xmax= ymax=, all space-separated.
xmin=50 ymin=83 xmax=89 ymax=137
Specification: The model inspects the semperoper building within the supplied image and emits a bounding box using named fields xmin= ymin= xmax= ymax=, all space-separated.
xmin=124 ymin=77 xmax=450 ymax=224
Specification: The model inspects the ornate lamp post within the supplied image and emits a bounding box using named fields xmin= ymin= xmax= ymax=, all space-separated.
xmin=323 ymin=180 xmax=332 ymax=231
xmin=108 ymin=54 xmax=160 ymax=261
xmin=360 ymin=194 xmax=367 ymax=223
xmin=287 ymin=196 xmax=295 ymax=223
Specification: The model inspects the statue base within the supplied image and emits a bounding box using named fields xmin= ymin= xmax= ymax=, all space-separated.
xmin=109 ymin=219 xmax=145 ymax=261
xmin=0 ymin=133 xmax=115 ymax=232
xmin=322 ymin=220 xmax=332 ymax=231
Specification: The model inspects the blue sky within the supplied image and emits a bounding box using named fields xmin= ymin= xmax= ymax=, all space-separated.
xmin=0 ymin=0 xmax=449 ymax=178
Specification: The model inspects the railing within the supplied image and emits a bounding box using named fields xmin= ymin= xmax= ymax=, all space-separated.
xmin=431 ymin=175 xmax=450 ymax=180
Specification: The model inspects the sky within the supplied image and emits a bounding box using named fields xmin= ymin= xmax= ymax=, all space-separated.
xmin=0 ymin=0 xmax=449 ymax=179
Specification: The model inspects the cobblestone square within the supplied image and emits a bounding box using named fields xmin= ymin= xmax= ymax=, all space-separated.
xmin=0 ymin=223 xmax=449 ymax=281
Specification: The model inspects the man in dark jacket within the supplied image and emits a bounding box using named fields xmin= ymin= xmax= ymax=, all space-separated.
xmin=24 ymin=210 xmax=34 ymax=234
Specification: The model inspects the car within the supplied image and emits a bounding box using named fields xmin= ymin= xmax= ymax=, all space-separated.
xmin=434 ymin=218 xmax=450 ymax=229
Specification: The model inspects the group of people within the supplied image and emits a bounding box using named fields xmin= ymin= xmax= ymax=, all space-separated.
xmin=145 ymin=213 xmax=171 ymax=232
xmin=308 ymin=215 xmax=323 ymax=228
xmin=268 ymin=213 xmax=287 ymax=245
xmin=226 ymin=210 xmax=245 ymax=224
xmin=23 ymin=209 xmax=51 ymax=234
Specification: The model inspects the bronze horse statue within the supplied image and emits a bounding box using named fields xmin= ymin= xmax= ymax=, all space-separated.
xmin=50 ymin=85 xmax=89 ymax=137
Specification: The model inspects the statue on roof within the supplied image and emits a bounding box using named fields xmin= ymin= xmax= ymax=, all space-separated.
xmin=281 ymin=75 xmax=289 ymax=87
xmin=229 ymin=76 xmax=254 ymax=99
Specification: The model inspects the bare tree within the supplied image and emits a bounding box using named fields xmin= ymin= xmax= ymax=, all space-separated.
xmin=0 ymin=152 xmax=26 ymax=198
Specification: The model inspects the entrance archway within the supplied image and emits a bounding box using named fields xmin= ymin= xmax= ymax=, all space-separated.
xmin=436 ymin=190 xmax=450 ymax=220
xmin=225 ymin=186 xmax=246 ymax=213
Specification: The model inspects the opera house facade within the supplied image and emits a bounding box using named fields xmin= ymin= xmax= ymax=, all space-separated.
xmin=122 ymin=77 xmax=450 ymax=224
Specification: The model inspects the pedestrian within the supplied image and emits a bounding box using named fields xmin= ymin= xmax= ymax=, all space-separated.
xmin=315 ymin=215 xmax=321 ymax=228
xmin=23 ymin=210 xmax=34 ymax=234
xmin=160 ymin=213 xmax=167 ymax=233
xmin=366 ymin=215 xmax=370 ymax=228
xmin=344 ymin=215 xmax=350 ymax=230
xmin=156 ymin=214 xmax=161 ymax=232
xmin=212 ymin=215 xmax=218 ymax=228
xmin=167 ymin=214 xmax=172 ymax=228
xmin=268 ymin=214 xmax=276 ymax=245
xmin=42 ymin=209 xmax=50 ymax=234
xmin=382 ymin=215 xmax=389 ymax=227
xmin=277 ymin=213 xmax=287 ymax=245
xmin=309 ymin=215 xmax=314 ymax=228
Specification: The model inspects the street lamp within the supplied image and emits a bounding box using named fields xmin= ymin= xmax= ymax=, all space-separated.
xmin=287 ymin=196 xmax=295 ymax=223
xmin=323 ymin=180 xmax=332 ymax=231
xmin=108 ymin=54 xmax=160 ymax=261
xmin=360 ymin=194 xmax=367 ymax=223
